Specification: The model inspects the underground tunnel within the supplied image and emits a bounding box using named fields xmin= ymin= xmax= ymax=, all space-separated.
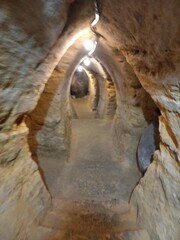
xmin=0 ymin=0 xmax=179 ymax=239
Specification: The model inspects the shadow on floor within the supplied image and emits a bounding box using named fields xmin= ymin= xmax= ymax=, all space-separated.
xmin=46 ymin=200 xmax=137 ymax=240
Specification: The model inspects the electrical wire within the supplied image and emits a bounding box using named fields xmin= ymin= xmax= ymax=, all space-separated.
xmin=88 ymin=40 xmax=97 ymax=56
xmin=91 ymin=0 xmax=100 ymax=34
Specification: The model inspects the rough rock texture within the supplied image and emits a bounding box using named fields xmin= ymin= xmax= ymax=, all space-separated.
xmin=97 ymin=1 xmax=180 ymax=239
xmin=0 ymin=123 xmax=51 ymax=239
xmin=0 ymin=0 xmax=72 ymax=130
xmin=84 ymin=59 xmax=116 ymax=119
xmin=131 ymin=148 xmax=180 ymax=240
xmin=93 ymin=73 xmax=109 ymax=118
xmin=137 ymin=120 xmax=159 ymax=174
xmin=70 ymin=71 xmax=89 ymax=98
xmin=26 ymin=20 xmax=95 ymax=165
xmin=95 ymin=45 xmax=153 ymax=165
xmin=92 ymin=71 xmax=117 ymax=119
xmin=87 ymin=71 xmax=98 ymax=112
xmin=121 ymin=230 xmax=151 ymax=240
xmin=105 ymin=77 xmax=117 ymax=118
xmin=0 ymin=0 xmax=77 ymax=238
xmin=26 ymin=69 xmax=71 ymax=160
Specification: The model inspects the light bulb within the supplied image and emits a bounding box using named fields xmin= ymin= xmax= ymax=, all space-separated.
xmin=83 ymin=58 xmax=91 ymax=66
xmin=77 ymin=65 xmax=83 ymax=72
xmin=83 ymin=39 xmax=94 ymax=51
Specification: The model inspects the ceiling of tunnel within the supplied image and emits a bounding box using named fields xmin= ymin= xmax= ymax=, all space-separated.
xmin=97 ymin=0 xmax=180 ymax=78
xmin=83 ymin=58 xmax=107 ymax=78
xmin=0 ymin=0 xmax=179 ymax=130
xmin=63 ymin=0 xmax=180 ymax=80
xmin=57 ymin=0 xmax=179 ymax=118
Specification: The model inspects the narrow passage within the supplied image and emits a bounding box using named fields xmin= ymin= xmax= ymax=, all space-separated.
xmin=41 ymin=99 xmax=140 ymax=239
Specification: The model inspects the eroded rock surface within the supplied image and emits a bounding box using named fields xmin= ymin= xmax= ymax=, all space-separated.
xmin=0 ymin=0 xmax=179 ymax=239
xmin=26 ymin=69 xmax=71 ymax=159
xmin=97 ymin=2 xmax=180 ymax=239
xmin=137 ymin=119 xmax=159 ymax=174
xmin=0 ymin=124 xmax=51 ymax=239
xmin=0 ymin=1 xmax=72 ymax=238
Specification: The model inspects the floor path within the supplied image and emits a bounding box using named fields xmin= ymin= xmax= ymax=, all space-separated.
xmin=30 ymin=98 xmax=141 ymax=240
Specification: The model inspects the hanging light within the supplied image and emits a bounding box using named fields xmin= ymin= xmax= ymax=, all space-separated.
xmin=83 ymin=39 xmax=94 ymax=51
xmin=83 ymin=57 xmax=91 ymax=66
xmin=77 ymin=65 xmax=83 ymax=72
xmin=88 ymin=40 xmax=97 ymax=56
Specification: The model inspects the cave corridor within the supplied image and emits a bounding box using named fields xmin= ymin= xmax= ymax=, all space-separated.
xmin=0 ymin=0 xmax=180 ymax=239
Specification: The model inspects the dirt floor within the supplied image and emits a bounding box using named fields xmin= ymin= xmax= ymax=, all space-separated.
xmin=32 ymin=97 xmax=140 ymax=240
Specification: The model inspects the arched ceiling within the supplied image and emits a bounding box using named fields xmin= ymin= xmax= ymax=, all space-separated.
xmin=0 ymin=0 xmax=179 ymax=145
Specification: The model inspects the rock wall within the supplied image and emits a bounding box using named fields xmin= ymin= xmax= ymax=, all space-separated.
xmin=91 ymin=69 xmax=117 ymax=119
xmin=105 ymin=77 xmax=117 ymax=118
xmin=94 ymin=73 xmax=117 ymax=119
xmin=0 ymin=123 xmax=51 ymax=239
xmin=87 ymin=72 xmax=99 ymax=112
xmin=0 ymin=1 xmax=73 ymax=238
xmin=95 ymin=45 xmax=150 ymax=165
xmin=98 ymin=1 xmax=180 ymax=239
xmin=94 ymin=73 xmax=108 ymax=118
xmin=130 ymin=76 xmax=180 ymax=239
xmin=85 ymin=59 xmax=116 ymax=119
xmin=26 ymin=69 xmax=71 ymax=160
xmin=0 ymin=0 xmax=72 ymax=130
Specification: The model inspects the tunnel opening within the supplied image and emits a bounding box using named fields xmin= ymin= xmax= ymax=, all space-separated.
xmin=70 ymin=69 xmax=89 ymax=99
xmin=24 ymin=29 xmax=163 ymax=200
xmin=70 ymin=67 xmax=96 ymax=119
